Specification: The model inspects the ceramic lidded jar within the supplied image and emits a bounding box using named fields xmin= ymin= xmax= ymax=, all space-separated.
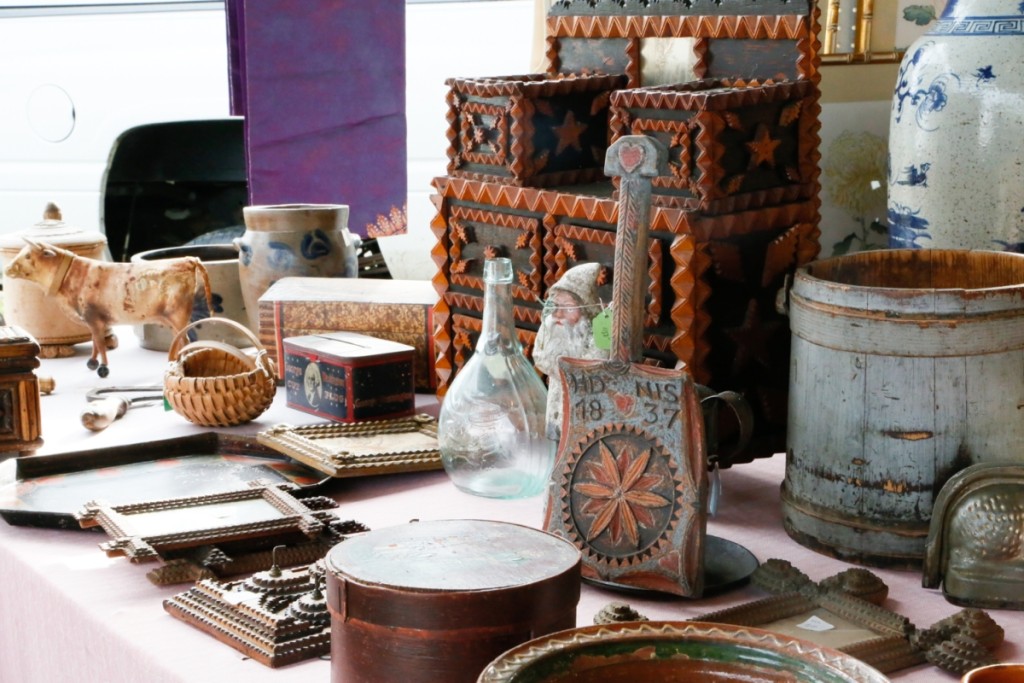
xmin=236 ymin=204 xmax=359 ymax=332
xmin=0 ymin=203 xmax=110 ymax=358
xmin=887 ymin=0 xmax=1024 ymax=250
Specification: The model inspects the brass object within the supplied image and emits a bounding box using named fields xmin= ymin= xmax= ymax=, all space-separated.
xmin=823 ymin=0 xmax=842 ymax=54
xmin=819 ymin=0 xmax=905 ymax=65
xmin=924 ymin=462 xmax=1024 ymax=610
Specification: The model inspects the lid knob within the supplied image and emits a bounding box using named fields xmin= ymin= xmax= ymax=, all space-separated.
xmin=43 ymin=202 xmax=62 ymax=221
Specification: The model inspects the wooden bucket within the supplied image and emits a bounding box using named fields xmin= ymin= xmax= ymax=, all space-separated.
xmin=783 ymin=249 xmax=1024 ymax=569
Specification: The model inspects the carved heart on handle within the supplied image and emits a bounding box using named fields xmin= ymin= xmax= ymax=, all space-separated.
xmin=617 ymin=142 xmax=645 ymax=173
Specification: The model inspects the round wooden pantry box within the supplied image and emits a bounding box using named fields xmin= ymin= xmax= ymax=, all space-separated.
xmin=325 ymin=518 xmax=582 ymax=683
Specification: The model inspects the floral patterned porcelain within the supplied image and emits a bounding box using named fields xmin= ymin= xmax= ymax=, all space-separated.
xmin=887 ymin=0 xmax=1024 ymax=250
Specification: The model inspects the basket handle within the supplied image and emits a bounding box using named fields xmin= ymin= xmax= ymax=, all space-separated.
xmin=172 ymin=339 xmax=256 ymax=370
xmin=167 ymin=317 xmax=263 ymax=361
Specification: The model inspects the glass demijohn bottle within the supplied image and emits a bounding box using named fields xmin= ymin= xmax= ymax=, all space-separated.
xmin=438 ymin=257 xmax=553 ymax=498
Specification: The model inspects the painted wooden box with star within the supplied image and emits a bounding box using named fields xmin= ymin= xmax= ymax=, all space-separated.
xmin=431 ymin=0 xmax=824 ymax=468
xmin=444 ymin=72 xmax=627 ymax=188
xmin=431 ymin=176 xmax=821 ymax=465
xmin=609 ymin=78 xmax=818 ymax=214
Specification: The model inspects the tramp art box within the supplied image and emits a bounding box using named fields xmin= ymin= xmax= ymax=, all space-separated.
xmin=431 ymin=0 xmax=823 ymax=466
xmin=259 ymin=277 xmax=438 ymax=391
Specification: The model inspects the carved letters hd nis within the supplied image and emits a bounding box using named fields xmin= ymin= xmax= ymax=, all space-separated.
xmin=544 ymin=136 xmax=710 ymax=597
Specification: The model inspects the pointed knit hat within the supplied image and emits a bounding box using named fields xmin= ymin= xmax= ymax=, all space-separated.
xmin=549 ymin=262 xmax=602 ymax=309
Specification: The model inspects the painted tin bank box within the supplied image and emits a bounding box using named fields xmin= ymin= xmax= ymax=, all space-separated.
xmin=282 ymin=331 xmax=415 ymax=423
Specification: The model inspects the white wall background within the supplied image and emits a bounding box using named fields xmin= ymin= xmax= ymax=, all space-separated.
xmin=0 ymin=5 xmax=232 ymax=237
xmin=389 ymin=0 xmax=535 ymax=279
xmin=0 ymin=0 xmax=535 ymax=283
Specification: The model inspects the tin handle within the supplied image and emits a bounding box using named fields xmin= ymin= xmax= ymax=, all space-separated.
xmin=699 ymin=387 xmax=754 ymax=470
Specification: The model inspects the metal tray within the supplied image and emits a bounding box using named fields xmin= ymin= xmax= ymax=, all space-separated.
xmin=0 ymin=432 xmax=327 ymax=529
xmin=582 ymin=535 xmax=758 ymax=598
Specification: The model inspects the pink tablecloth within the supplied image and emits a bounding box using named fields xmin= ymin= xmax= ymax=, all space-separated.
xmin=0 ymin=328 xmax=1019 ymax=681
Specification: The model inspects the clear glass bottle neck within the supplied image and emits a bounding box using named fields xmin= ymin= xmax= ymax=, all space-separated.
xmin=478 ymin=261 xmax=520 ymax=355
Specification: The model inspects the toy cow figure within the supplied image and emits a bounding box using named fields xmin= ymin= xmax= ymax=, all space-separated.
xmin=4 ymin=238 xmax=213 ymax=377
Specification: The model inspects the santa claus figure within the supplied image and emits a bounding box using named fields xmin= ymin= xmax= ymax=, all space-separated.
xmin=532 ymin=262 xmax=609 ymax=441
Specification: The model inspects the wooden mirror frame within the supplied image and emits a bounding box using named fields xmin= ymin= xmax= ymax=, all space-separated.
xmin=75 ymin=481 xmax=336 ymax=563
xmin=257 ymin=414 xmax=441 ymax=478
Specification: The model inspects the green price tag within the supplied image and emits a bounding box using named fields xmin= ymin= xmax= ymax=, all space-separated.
xmin=592 ymin=307 xmax=612 ymax=351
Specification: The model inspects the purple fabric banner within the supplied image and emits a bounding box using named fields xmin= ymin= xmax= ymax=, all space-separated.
xmin=228 ymin=0 xmax=407 ymax=238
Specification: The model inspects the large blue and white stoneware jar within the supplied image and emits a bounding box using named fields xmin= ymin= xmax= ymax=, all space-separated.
xmin=236 ymin=203 xmax=359 ymax=332
xmin=887 ymin=0 xmax=1024 ymax=250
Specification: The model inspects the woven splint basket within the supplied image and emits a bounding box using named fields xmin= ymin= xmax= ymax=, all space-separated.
xmin=164 ymin=318 xmax=276 ymax=427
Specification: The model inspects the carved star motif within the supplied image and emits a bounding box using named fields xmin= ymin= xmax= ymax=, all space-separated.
xmin=573 ymin=439 xmax=671 ymax=549
xmin=746 ymin=123 xmax=781 ymax=169
xmin=723 ymin=299 xmax=784 ymax=375
xmin=451 ymin=220 xmax=469 ymax=245
xmin=557 ymin=237 xmax=579 ymax=262
xmin=553 ymin=110 xmax=588 ymax=155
